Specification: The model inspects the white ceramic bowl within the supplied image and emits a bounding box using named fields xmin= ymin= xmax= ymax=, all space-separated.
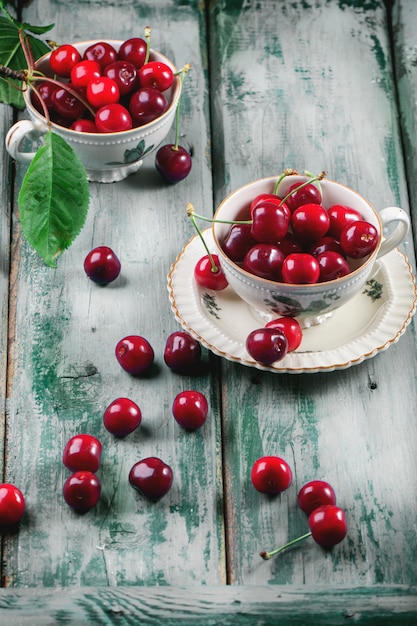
xmin=212 ymin=175 xmax=410 ymax=326
xmin=5 ymin=40 xmax=181 ymax=182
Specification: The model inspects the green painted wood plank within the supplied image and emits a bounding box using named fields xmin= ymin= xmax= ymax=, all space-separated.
xmin=1 ymin=0 xmax=224 ymax=587
xmin=392 ymin=0 xmax=417 ymax=237
xmin=208 ymin=0 xmax=417 ymax=586
xmin=0 ymin=585 xmax=416 ymax=624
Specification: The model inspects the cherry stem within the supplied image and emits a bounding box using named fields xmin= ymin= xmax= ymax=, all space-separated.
xmin=276 ymin=171 xmax=327 ymax=207
xmin=144 ymin=26 xmax=151 ymax=64
xmin=260 ymin=531 xmax=312 ymax=560
xmin=186 ymin=203 xmax=220 ymax=273
xmin=173 ymin=64 xmax=191 ymax=151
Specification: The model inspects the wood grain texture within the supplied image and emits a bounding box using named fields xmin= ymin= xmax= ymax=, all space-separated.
xmin=2 ymin=0 xmax=225 ymax=587
xmin=0 ymin=585 xmax=416 ymax=625
xmin=208 ymin=0 xmax=417 ymax=586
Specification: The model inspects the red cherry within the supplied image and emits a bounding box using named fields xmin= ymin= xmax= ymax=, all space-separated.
xmin=129 ymin=457 xmax=173 ymax=501
xmin=104 ymin=60 xmax=140 ymax=96
xmin=308 ymin=505 xmax=347 ymax=548
xmin=70 ymin=60 xmax=101 ymax=88
xmin=246 ymin=328 xmax=288 ymax=365
xmin=251 ymin=456 xmax=293 ymax=495
xmin=70 ymin=118 xmax=98 ymax=133
xmin=243 ymin=244 xmax=284 ymax=281
xmin=30 ymin=80 xmax=57 ymax=113
xmin=265 ymin=317 xmax=303 ymax=352
xmin=103 ymin=397 xmax=142 ymax=437
xmin=95 ymin=103 xmax=133 ymax=133
xmin=309 ymin=236 xmax=343 ymax=257
xmin=63 ymin=471 xmax=101 ymax=512
xmin=285 ymin=181 xmax=322 ymax=213
xmin=298 ymin=480 xmax=337 ymax=515
xmin=172 ymin=390 xmax=208 ymax=430
xmin=251 ymin=201 xmax=290 ymax=242
xmin=84 ymin=246 xmax=121 ymax=285
xmin=86 ymin=76 xmax=120 ymax=108
xmin=83 ymin=41 xmax=118 ymax=69
xmin=119 ymin=37 xmax=147 ymax=69
xmin=327 ymin=204 xmax=363 ymax=238
xmin=340 ymin=220 xmax=379 ymax=259
xmin=62 ymin=434 xmax=102 ymax=473
xmin=50 ymin=44 xmax=82 ymax=77
xmin=164 ymin=331 xmax=202 ymax=374
xmin=291 ymin=203 xmax=330 ymax=242
xmin=155 ymin=144 xmax=192 ymax=183
xmin=129 ymin=87 xmax=168 ymax=126
xmin=316 ymin=251 xmax=350 ymax=282
xmin=51 ymin=84 xmax=86 ymax=120
xmin=222 ymin=223 xmax=257 ymax=263
xmin=115 ymin=335 xmax=154 ymax=376
xmin=281 ymin=253 xmax=320 ymax=284
xmin=0 ymin=484 xmax=25 ymax=526
xmin=194 ymin=254 xmax=228 ymax=290
xmin=138 ymin=61 xmax=174 ymax=91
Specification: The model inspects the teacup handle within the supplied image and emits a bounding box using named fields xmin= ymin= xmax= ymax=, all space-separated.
xmin=5 ymin=120 xmax=47 ymax=163
xmin=377 ymin=206 xmax=410 ymax=259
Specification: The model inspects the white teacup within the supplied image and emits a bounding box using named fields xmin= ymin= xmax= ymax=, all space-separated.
xmin=5 ymin=40 xmax=181 ymax=183
xmin=212 ymin=175 xmax=410 ymax=326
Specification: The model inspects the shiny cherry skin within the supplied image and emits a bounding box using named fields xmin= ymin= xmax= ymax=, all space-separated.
xmin=51 ymin=84 xmax=86 ymax=120
xmin=308 ymin=504 xmax=347 ymax=548
xmin=265 ymin=316 xmax=303 ymax=352
xmin=129 ymin=457 xmax=173 ymax=501
xmin=251 ymin=456 xmax=293 ymax=495
xmin=250 ymin=193 xmax=289 ymax=217
xmin=222 ymin=223 xmax=257 ymax=263
xmin=291 ymin=203 xmax=330 ymax=242
xmin=246 ymin=327 xmax=288 ymax=365
xmin=71 ymin=118 xmax=98 ymax=133
xmin=63 ymin=471 xmax=101 ymax=513
xmin=172 ymin=390 xmax=208 ymax=430
xmin=119 ymin=37 xmax=147 ymax=69
xmin=317 ymin=251 xmax=350 ymax=282
xmin=50 ymin=44 xmax=82 ymax=77
xmin=194 ymin=254 xmax=228 ymax=290
xmin=340 ymin=220 xmax=379 ymax=259
xmin=86 ymin=76 xmax=120 ymax=108
xmin=129 ymin=87 xmax=168 ymax=126
xmin=104 ymin=60 xmax=139 ymax=96
xmin=309 ymin=236 xmax=343 ymax=257
xmin=285 ymin=182 xmax=322 ymax=213
xmin=84 ymin=246 xmax=121 ymax=285
xmin=243 ymin=244 xmax=284 ymax=281
xmin=103 ymin=397 xmax=142 ymax=437
xmin=276 ymin=232 xmax=303 ymax=257
xmin=251 ymin=201 xmax=290 ymax=243
xmin=115 ymin=335 xmax=154 ymax=376
xmin=83 ymin=41 xmax=118 ymax=69
xmin=281 ymin=253 xmax=320 ymax=284
xmin=0 ymin=484 xmax=25 ymax=526
xmin=138 ymin=61 xmax=174 ymax=91
xmin=70 ymin=59 xmax=101 ymax=88
xmin=155 ymin=144 xmax=192 ymax=183
xmin=164 ymin=331 xmax=202 ymax=374
xmin=95 ymin=103 xmax=133 ymax=132
xmin=30 ymin=80 xmax=57 ymax=114
xmin=298 ymin=480 xmax=337 ymax=515
xmin=327 ymin=204 xmax=363 ymax=238
xmin=62 ymin=434 xmax=102 ymax=473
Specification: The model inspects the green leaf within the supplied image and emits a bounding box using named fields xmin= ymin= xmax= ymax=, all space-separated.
xmin=19 ymin=132 xmax=90 ymax=267
xmin=0 ymin=12 xmax=52 ymax=108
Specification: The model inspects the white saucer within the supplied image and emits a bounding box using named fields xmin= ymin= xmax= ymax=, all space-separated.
xmin=167 ymin=231 xmax=417 ymax=373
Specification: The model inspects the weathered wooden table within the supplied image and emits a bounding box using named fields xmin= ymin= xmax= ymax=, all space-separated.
xmin=1 ymin=0 xmax=417 ymax=623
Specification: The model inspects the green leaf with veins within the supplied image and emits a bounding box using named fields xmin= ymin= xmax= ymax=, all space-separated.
xmin=19 ymin=132 xmax=90 ymax=267
xmin=0 ymin=5 xmax=53 ymax=109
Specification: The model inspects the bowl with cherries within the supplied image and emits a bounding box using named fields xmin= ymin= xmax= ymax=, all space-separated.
xmin=211 ymin=171 xmax=410 ymax=327
xmin=6 ymin=36 xmax=182 ymax=182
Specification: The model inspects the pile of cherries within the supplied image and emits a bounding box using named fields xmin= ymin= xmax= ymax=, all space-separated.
xmin=31 ymin=38 xmax=175 ymax=133
xmin=221 ymin=178 xmax=379 ymax=285
xmin=250 ymin=455 xmax=347 ymax=557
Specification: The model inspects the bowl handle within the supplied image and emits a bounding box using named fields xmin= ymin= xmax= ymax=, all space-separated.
xmin=377 ymin=206 xmax=410 ymax=259
xmin=5 ymin=120 xmax=47 ymax=163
